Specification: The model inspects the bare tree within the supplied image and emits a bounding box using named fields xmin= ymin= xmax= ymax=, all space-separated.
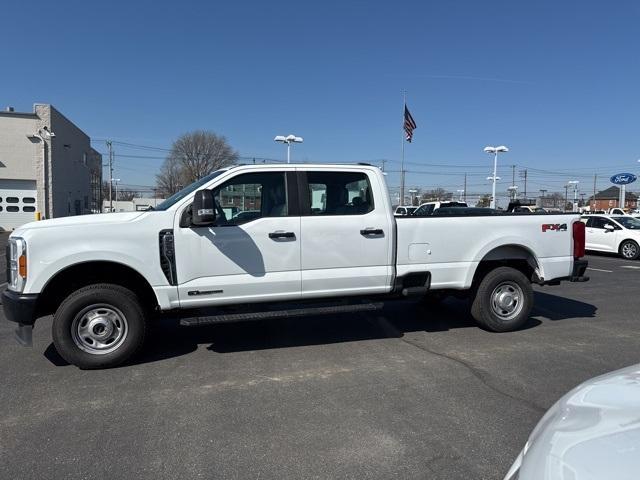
xmin=155 ymin=156 xmax=184 ymax=197
xmin=117 ymin=190 xmax=140 ymax=202
xmin=102 ymin=182 xmax=139 ymax=202
xmin=167 ymin=130 xmax=239 ymax=184
xmin=420 ymin=188 xmax=452 ymax=202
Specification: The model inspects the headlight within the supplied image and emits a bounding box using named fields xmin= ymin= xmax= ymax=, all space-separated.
xmin=8 ymin=237 xmax=27 ymax=293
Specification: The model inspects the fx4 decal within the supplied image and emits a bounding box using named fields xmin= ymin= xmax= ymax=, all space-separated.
xmin=542 ymin=223 xmax=567 ymax=232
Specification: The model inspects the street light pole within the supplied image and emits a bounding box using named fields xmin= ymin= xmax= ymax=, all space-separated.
xmin=274 ymin=135 xmax=303 ymax=163
xmin=111 ymin=178 xmax=121 ymax=211
xmin=567 ymin=181 xmax=579 ymax=212
xmin=484 ymin=146 xmax=509 ymax=209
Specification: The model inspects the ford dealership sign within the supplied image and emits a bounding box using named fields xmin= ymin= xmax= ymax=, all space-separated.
xmin=610 ymin=173 xmax=637 ymax=185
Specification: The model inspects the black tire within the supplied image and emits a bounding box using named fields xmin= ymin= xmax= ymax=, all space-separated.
xmin=470 ymin=267 xmax=533 ymax=332
xmin=619 ymin=240 xmax=640 ymax=260
xmin=52 ymin=284 xmax=147 ymax=369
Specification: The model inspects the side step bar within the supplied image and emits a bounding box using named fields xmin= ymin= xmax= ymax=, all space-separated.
xmin=180 ymin=302 xmax=384 ymax=327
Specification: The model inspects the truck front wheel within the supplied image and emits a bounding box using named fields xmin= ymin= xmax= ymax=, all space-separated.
xmin=52 ymin=284 xmax=147 ymax=369
xmin=471 ymin=267 xmax=533 ymax=332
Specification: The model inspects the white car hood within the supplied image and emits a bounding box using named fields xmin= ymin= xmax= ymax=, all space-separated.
xmin=508 ymin=363 xmax=640 ymax=479
xmin=12 ymin=212 xmax=147 ymax=234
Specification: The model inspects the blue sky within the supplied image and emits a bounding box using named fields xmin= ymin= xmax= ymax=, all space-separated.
xmin=1 ymin=0 xmax=639 ymax=202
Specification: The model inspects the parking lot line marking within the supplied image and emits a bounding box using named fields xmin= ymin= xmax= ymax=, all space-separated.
xmin=587 ymin=267 xmax=613 ymax=273
xmin=621 ymin=265 xmax=640 ymax=269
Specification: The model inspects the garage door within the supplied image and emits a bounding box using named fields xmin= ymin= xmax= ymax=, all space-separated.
xmin=0 ymin=179 xmax=38 ymax=231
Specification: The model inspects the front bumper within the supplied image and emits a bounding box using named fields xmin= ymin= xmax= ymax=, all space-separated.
xmin=2 ymin=289 xmax=38 ymax=347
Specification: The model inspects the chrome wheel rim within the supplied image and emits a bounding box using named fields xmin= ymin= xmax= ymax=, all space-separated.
xmin=622 ymin=242 xmax=637 ymax=259
xmin=71 ymin=305 xmax=128 ymax=355
xmin=490 ymin=282 xmax=524 ymax=321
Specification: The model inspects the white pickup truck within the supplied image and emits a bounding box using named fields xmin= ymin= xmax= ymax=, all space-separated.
xmin=3 ymin=164 xmax=588 ymax=369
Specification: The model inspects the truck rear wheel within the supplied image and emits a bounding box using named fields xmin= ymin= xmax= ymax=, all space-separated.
xmin=52 ymin=284 xmax=147 ymax=369
xmin=471 ymin=267 xmax=533 ymax=332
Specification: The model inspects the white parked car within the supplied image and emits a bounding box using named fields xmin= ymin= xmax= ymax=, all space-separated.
xmin=412 ymin=200 xmax=468 ymax=216
xmin=504 ymin=363 xmax=640 ymax=480
xmin=582 ymin=215 xmax=640 ymax=259
xmin=4 ymin=164 xmax=588 ymax=368
xmin=393 ymin=205 xmax=417 ymax=216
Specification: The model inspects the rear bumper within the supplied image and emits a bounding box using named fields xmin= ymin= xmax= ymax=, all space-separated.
xmin=538 ymin=259 xmax=589 ymax=285
xmin=569 ymin=259 xmax=589 ymax=282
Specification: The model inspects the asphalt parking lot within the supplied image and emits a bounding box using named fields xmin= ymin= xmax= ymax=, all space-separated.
xmin=1 ymin=248 xmax=639 ymax=480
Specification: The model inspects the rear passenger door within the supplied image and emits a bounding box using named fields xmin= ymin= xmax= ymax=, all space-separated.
xmin=298 ymin=169 xmax=393 ymax=298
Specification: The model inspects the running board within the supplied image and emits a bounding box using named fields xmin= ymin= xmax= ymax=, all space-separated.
xmin=180 ymin=302 xmax=384 ymax=327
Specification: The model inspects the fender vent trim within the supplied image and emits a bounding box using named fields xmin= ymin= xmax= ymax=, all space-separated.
xmin=159 ymin=229 xmax=177 ymax=285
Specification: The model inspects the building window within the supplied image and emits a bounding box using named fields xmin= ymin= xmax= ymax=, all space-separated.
xmin=6 ymin=197 xmax=19 ymax=203
xmin=7 ymin=206 xmax=19 ymax=212
xmin=23 ymin=197 xmax=35 ymax=203
xmin=23 ymin=206 xmax=35 ymax=212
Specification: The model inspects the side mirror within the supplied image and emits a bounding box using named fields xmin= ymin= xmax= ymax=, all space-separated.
xmin=192 ymin=189 xmax=216 ymax=226
xmin=604 ymin=224 xmax=615 ymax=231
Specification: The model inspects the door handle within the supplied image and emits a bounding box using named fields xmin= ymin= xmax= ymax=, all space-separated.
xmin=360 ymin=228 xmax=384 ymax=236
xmin=269 ymin=231 xmax=296 ymax=239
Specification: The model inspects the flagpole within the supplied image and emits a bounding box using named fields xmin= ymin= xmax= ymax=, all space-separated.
xmin=400 ymin=90 xmax=406 ymax=206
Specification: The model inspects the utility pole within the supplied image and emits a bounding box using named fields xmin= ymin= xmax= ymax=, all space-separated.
xmin=519 ymin=169 xmax=528 ymax=200
xmin=593 ymin=173 xmax=597 ymax=210
xmin=381 ymin=159 xmax=387 ymax=172
xmin=564 ymin=184 xmax=569 ymax=212
xmin=511 ymin=165 xmax=516 ymax=186
xmin=106 ymin=140 xmax=114 ymax=213
xmin=463 ymin=173 xmax=467 ymax=202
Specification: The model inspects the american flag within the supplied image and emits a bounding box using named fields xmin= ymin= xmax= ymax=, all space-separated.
xmin=404 ymin=105 xmax=417 ymax=142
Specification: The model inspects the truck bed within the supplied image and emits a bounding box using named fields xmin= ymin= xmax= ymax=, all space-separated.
xmin=395 ymin=213 xmax=579 ymax=289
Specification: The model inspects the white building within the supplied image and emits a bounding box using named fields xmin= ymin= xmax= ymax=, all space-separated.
xmin=103 ymin=197 xmax=166 ymax=213
xmin=0 ymin=104 xmax=101 ymax=230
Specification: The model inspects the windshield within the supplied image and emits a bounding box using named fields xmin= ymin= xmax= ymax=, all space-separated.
xmin=612 ymin=216 xmax=640 ymax=230
xmin=153 ymin=170 xmax=226 ymax=211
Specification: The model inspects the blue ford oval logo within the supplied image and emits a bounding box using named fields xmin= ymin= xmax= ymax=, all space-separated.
xmin=610 ymin=173 xmax=637 ymax=185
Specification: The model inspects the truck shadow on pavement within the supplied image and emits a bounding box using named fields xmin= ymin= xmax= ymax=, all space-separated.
xmin=43 ymin=292 xmax=597 ymax=367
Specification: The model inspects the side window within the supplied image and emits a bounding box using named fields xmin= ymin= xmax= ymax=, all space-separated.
xmin=212 ymin=172 xmax=288 ymax=225
xmin=591 ymin=217 xmax=607 ymax=229
xmin=584 ymin=217 xmax=593 ymax=227
xmin=305 ymin=171 xmax=374 ymax=216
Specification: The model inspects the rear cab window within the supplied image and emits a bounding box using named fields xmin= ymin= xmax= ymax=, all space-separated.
xmin=302 ymin=171 xmax=374 ymax=216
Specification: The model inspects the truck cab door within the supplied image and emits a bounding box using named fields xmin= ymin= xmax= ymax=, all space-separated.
xmin=298 ymin=169 xmax=393 ymax=298
xmin=173 ymin=170 xmax=301 ymax=307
